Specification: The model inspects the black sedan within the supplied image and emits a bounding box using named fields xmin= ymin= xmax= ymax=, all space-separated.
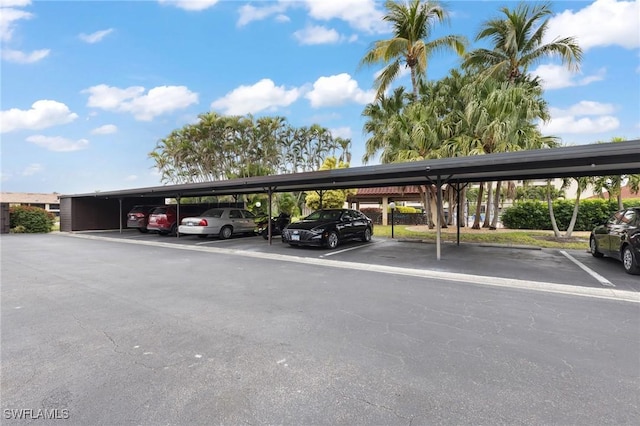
xmin=590 ymin=207 xmax=640 ymax=275
xmin=282 ymin=208 xmax=373 ymax=249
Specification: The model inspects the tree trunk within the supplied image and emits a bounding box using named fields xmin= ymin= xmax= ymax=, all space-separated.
xmin=483 ymin=181 xmax=493 ymax=228
xmin=563 ymin=191 xmax=581 ymax=238
xmin=490 ymin=181 xmax=502 ymax=230
xmin=447 ymin=186 xmax=455 ymax=226
xmin=547 ymin=183 xmax=561 ymax=237
xmin=461 ymin=186 xmax=467 ymax=228
xmin=439 ymin=186 xmax=448 ymax=229
xmin=472 ymin=182 xmax=484 ymax=230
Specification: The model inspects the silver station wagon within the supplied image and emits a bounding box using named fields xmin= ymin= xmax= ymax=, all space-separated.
xmin=178 ymin=207 xmax=257 ymax=239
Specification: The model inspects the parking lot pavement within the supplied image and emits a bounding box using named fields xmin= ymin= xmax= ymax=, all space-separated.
xmin=2 ymin=233 xmax=639 ymax=425
xmin=70 ymin=230 xmax=640 ymax=294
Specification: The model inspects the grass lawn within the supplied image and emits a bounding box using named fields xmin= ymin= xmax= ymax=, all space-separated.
xmin=374 ymin=225 xmax=590 ymax=250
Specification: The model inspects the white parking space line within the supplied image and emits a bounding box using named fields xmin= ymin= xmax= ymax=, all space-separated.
xmin=320 ymin=241 xmax=379 ymax=257
xmin=560 ymin=250 xmax=615 ymax=287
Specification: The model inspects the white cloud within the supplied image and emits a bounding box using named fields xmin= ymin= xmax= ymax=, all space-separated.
xmin=83 ymin=84 xmax=199 ymax=121
xmin=329 ymin=126 xmax=352 ymax=139
xmin=293 ymin=25 xmax=340 ymax=45
xmin=305 ymin=73 xmax=375 ymax=107
xmin=303 ymin=0 xmax=387 ymax=34
xmin=211 ymin=79 xmax=301 ymax=115
xmin=125 ymin=175 xmax=138 ymax=182
xmin=157 ymin=0 xmax=220 ymax=12
xmin=1 ymin=100 xmax=78 ymax=133
xmin=540 ymin=101 xmax=620 ymax=134
xmin=1 ymin=1 xmax=50 ymax=64
xmin=79 ymin=28 xmax=114 ymax=44
xmin=91 ymin=124 xmax=118 ymax=135
xmin=0 ymin=1 xmax=32 ymax=7
xmin=546 ymin=0 xmax=640 ymax=50
xmin=26 ymin=135 xmax=89 ymax=152
xmin=236 ymin=0 xmax=386 ymax=33
xmin=21 ymin=163 xmax=42 ymax=176
xmin=532 ymin=64 xmax=606 ymax=90
xmin=237 ymin=1 xmax=291 ymax=27
xmin=0 ymin=5 xmax=32 ymax=41
xmin=1 ymin=48 xmax=49 ymax=63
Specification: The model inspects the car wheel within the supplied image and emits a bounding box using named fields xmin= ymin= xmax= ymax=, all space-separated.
xmin=590 ymin=237 xmax=603 ymax=258
xmin=219 ymin=226 xmax=233 ymax=239
xmin=138 ymin=228 xmax=148 ymax=233
xmin=197 ymin=235 xmax=208 ymax=239
xmin=326 ymin=231 xmax=339 ymax=249
xmin=622 ymin=245 xmax=640 ymax=275
xmin=361 ymin=227 xmax=372 ymax=242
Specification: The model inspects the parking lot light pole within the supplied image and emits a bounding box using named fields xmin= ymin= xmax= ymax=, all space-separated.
xmin=389 ymin=201 xmax=396 ymax=239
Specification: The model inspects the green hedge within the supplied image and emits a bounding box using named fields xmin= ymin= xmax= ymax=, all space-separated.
xmin=9 ymin=205 xmax=55 ymax=233
xmin=501 ymin=198 xmax=640 ymax=231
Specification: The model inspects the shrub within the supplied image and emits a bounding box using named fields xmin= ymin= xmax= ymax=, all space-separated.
xmin=501 ymin=198 xmax=632 ymax=231
xmin=9 ymin=205 xmax=55 ymax=233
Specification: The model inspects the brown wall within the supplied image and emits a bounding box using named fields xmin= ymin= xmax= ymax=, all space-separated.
xmin=60 ymin=197 xmax=166 ymax=232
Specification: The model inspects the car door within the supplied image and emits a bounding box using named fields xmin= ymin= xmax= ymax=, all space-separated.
xmin=611 ymin=209 xmax=636 ymax=256
xmin=349 ymin=210 xmax=367 ymax=237
xmin=339 ymin=210 xmax=356 ymax=239
xmin=240 ymin=210 xmax=256 ymax=233
xmin=603 ymin=210 xmax=626 ymax=255
xmin=228 ymin=209 xmax=244 ymax=233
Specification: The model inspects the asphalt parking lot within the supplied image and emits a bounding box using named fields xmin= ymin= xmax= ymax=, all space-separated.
xmin=75 ymin=229 xmax=639 ymax=295
xmin=2 ymin=232 xmax=639 ymax=425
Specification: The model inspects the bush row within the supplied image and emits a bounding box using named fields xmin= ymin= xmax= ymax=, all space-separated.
xmin=9 ymin=205 xmax=55 ymax=233
xmin=501 ymin=198 xmax=640 ymax=231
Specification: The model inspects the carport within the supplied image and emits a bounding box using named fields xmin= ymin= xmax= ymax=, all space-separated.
xmin=60 ymin=140 xmax=640 ymax=259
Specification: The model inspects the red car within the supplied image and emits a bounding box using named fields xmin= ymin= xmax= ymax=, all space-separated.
xmin=126 ymin=205 xmax=162 ymax=233
xmin=147 ymin=205 xmax=206 ymax=235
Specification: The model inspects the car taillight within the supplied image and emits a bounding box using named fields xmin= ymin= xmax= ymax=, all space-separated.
xmin=199 ymin=219 xmax=208 ymax=226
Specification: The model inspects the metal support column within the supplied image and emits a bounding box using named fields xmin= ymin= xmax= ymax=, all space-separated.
xmin=456 ymin=182 xmax=461 ymax=246
xmin=175 ymin=195 xmax=181 ymax=238
xmin=267 ymin=188 xmax=273 ymax=245
xmin=436 ymin=175 xmax=442 ymax=260
xmin=118 ymin=198 xmax=123 ymax=233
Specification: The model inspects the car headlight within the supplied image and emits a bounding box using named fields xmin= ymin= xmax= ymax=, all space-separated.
xmin=310 ymin=227 xmax=326 ymax=234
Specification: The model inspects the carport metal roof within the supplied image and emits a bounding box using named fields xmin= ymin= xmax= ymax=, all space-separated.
xmin=62 ymin=140 xmax=640 ymax=200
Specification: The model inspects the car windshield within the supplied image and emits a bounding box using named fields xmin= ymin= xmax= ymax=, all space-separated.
xmin=202 ymin=209 xmax=224 ymax=218
xmin=305 ymin=210 xmax=342 ymax=221
xmin=151 ymin=207 xmax=167 ymax=215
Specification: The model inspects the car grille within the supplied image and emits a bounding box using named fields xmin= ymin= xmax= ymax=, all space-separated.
xmin=284 ymin=229 xmax=316 ymax=242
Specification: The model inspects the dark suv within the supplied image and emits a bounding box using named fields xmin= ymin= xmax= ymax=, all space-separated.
xmin=126 ymin=205 xmax=162 ymax=233
xmin=147 ymin=204 xmax=207 ymax=235
xmin=590 ymin=207 xmax=640 ymax=275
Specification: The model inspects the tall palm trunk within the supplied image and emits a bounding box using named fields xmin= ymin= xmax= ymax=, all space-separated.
xmin=490 ymin=181 xmax=502 ymax=230
xmin=563 ymin=191 xmax=581 ymax=238
xmin=483 ymin=181 xmax=493 ymax=228
xmin=546 ymin=181 xmax=561 ymax=237
xmin=472 ymin=182 xmax=484 ymax=229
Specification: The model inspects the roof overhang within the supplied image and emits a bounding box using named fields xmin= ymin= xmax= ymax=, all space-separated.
xmin=61 ymin=140 xmax=640 ymax=199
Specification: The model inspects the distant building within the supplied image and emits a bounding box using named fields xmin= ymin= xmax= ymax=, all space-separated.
xmin=0 ymin=192 xmax=61 ymax=233
xmin=0 ymin=192 xmax=60 ymax=216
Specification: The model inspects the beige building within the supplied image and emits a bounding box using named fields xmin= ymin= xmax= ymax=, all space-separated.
xmin=0 ymin=192 xmax=61 ymax=215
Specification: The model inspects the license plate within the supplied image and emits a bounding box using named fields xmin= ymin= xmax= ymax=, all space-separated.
xmin=291 ymin=235 xmax=300 ymax=241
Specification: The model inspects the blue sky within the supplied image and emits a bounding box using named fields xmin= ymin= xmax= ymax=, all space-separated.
xmin=1 ymin=0 xmax=639 ymax=194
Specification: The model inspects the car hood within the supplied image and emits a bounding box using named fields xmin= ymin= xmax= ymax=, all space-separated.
xmin=286 ymin=219 xmax=335 ymax=230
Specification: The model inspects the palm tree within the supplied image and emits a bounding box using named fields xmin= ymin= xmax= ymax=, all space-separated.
xmin=360 ymin=0 xmax=466 ymax=99
xmin=463 ymin=2 xmax=582 ymax=84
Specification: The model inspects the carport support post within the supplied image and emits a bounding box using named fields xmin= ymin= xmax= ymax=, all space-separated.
xmin=267 ymin=188 xmax=273 ymax=245
xmin=436 ymin=176 xmax=442 ymax=260
xmin=456 ymin=183 xmax=461 ymax=246
xmin=119 ymin=198 xmax=123 ymax=234
xmin=176 ymin=195 xmax=181 ymax=238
